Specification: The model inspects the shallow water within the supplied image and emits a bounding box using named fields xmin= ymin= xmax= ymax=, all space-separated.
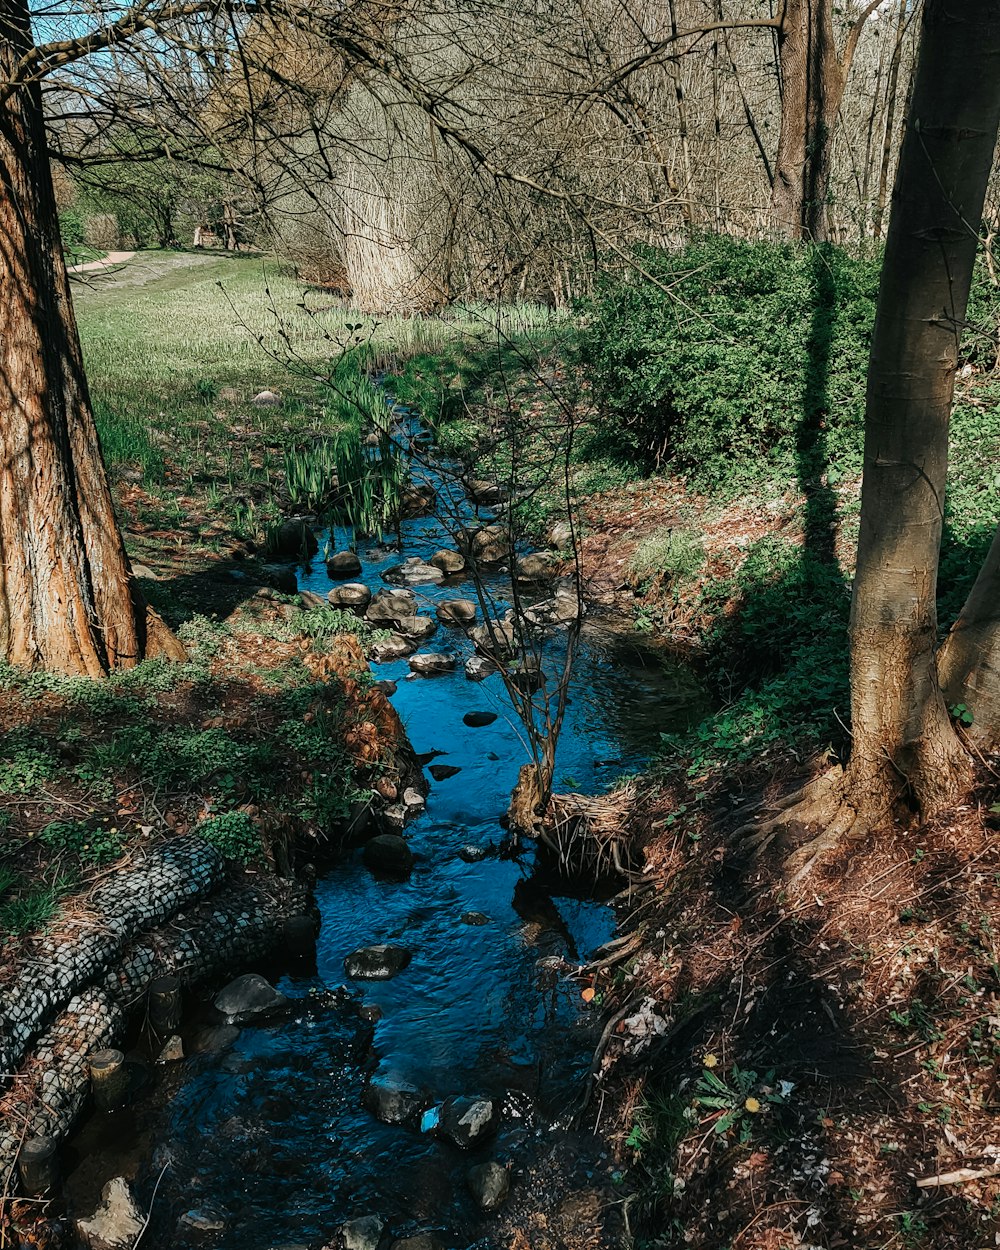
xmin=65 ymin=418 xmax=702 ymax=1248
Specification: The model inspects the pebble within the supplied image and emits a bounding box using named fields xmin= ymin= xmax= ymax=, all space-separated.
xmin=467 ymin=1160 xmax=511 ymax=1211
xmin=341 ymin=1214 xmax=385 ymax=1250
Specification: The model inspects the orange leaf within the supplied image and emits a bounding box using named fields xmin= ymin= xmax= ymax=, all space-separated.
xmin=581 ymin=987 xmax=596 ymax=1003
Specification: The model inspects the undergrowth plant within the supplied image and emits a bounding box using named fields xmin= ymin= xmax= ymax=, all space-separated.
xmin=195 ymin=810 xmax=261 ymax=862
xmin=629 ymin=527 xmax=705 ymax=586
xmin=39 ymin=819 xmax=124 ymax=866
xmin=578 ymin=236 xmax=879 ymax=493
xmin=0 ymin=871 xmax=77 ymax=938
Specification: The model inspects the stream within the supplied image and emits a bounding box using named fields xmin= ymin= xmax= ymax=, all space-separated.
xmin=63 ymin=415 xmax=702 ymax=1248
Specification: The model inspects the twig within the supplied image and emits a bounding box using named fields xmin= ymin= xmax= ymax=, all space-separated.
xmin=916 ymin=1164 xmax=1000 ymax=1189
xmin=133 ymin=1162 xmax=170 ymax=1247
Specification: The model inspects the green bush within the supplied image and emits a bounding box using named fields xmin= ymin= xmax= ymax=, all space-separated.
xmin=938 ymin=383 xmax=1000 ymax=624
xmin=59 ymin=207 xmax=86 ymax=247
xmin=578 ymin=236 xmax=879 ymax=491
xmin=580 ymin=236 xmax=1000 ymax=496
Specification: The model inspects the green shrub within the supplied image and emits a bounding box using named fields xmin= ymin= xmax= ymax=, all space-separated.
xmin=195 ymin=810 xmax=261 ymax=862
xmin=59 ymin=207 xmax=86 ymax=247
xmin=580 ymin=237 xmax=1000 ymax=497
xmin=578 ymin=236 xmax=879 ymax=491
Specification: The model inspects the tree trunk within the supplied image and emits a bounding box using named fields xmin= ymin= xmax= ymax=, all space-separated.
xmin=872 ymin=0 xmax=911 ymax=241
xmin=847 ymin=0 xmax=1000 ymax=822
xmin=0 ymin=0 xmax=183 ymax=675
xmin=938 ymin=523 xmax=1000 ymax=745
xmin=769 ymin=0 xmax=843 ymax=241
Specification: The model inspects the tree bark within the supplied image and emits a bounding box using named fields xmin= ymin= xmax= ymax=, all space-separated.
xmin=769 ymin=0 xmax=843 ymax=241
xmin=847 ymin=0 xmax=1000 ymax=821
xmin=0 ymin=0 xmax=183 ymax=674
xmin=938 ymin=523 xmax=1000 ymax=746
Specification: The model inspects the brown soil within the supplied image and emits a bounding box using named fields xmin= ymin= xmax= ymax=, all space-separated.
xmin=582 ymin=757 xmax=1000 ymax=1249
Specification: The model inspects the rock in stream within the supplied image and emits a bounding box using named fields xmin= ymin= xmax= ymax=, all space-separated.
xmin=344 ymin=944 xmax=412 ymax=980
xmin=214 ymin=974 xmax=290 ymax=1025
xmin=363 ymin=834 xmax=414 ymax=876
xmin=467 ymin=1160 xmax=511 ymax=1211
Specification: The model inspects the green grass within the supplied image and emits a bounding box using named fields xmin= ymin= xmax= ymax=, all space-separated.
xmin=72 ymin=253 xmax=563 ymax=548
xmin=0 ymin=872 xmax=77 ymax=938
xmin=629 ymin=527 xmax=705 ymax=586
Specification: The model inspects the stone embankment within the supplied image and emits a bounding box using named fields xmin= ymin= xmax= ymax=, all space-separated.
xmin=0 ymin=836 xmax=309 ymax=1184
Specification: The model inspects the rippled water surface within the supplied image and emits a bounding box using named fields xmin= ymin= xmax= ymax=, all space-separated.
xmin=65 ymin=418 xmax=702 ymax=1248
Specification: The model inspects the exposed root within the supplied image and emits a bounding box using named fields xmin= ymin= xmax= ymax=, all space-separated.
xmin=580 ymin=929 xmax=645 ymax=975
xmin=538 ymin=784 xmax=637 ymax=878
xmin=508 ymin=762 xmax=546 ymax=834
xmin=143 ymin=603 xmax=189 ymax=663
xmin=734 ymin=766 xmax=844 ymax=853
xmin=782 ymin=803 xmax=868 ymax=888
xmin=730 ymin=765 xmax=876 ymax=889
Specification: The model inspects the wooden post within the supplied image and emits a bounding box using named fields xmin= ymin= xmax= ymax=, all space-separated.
xmin=283 ymin=913 xmax=318 ymax=958
xmin=147 ymin=975 xmax=182 ymax=1033
xmin=89 ymin=1048 xmax=129 ymax=1110
xmin=18 ymin=1136 xmax=58 ymax=1195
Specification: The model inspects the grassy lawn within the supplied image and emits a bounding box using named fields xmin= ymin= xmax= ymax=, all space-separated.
xmin=75 ymin=251 xmax=372 ymax=555
xmin=74 ymin=250 xmax=562 ymax=558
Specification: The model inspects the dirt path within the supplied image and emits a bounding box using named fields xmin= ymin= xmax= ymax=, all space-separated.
xmin=69 ymin=250 xmax=230 ymax=297
xmin=68 ymin=250 xmax=137 ymax=274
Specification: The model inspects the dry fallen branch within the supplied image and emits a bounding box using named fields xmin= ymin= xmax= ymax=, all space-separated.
xmin=915 ymin=1164 xmax=1000 ymax=1190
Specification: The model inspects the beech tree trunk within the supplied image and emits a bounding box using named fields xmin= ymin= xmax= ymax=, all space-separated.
xmin=938 ymin=524 xmax=1000 ymax=745
xmin=872 ymin=0 xmax=911 ymax=242
xmin=0 ymin=0 xmax=183 ymax=674
xmin=847 ymin=0 xmax=1000 ymax=822
xmin=769 ymin=0 xmax=843 ymax=241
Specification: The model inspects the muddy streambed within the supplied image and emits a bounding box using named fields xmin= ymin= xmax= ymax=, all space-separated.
xmin=63 ymin=420 xmax=702 ymax=1248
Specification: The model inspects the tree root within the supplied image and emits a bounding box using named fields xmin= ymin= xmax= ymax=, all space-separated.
xmin=579 ymin=930 xmax=645 ymax=976
xmin=782 ymin=803 xmax=868 ymax=888
xmin=144 ymin=604 xmax=189 ymax=663
xmin=731 ymin=765 xmax=873 ymax=888
xmin=734 ymin=766 xmax=844 ymax=852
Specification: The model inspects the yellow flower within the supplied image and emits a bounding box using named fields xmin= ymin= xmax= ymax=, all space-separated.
xmin=744 ymin=1096 xmax=761 ymax=1113
xmin=702 ymin=1054 xmax=718 ymax=1068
